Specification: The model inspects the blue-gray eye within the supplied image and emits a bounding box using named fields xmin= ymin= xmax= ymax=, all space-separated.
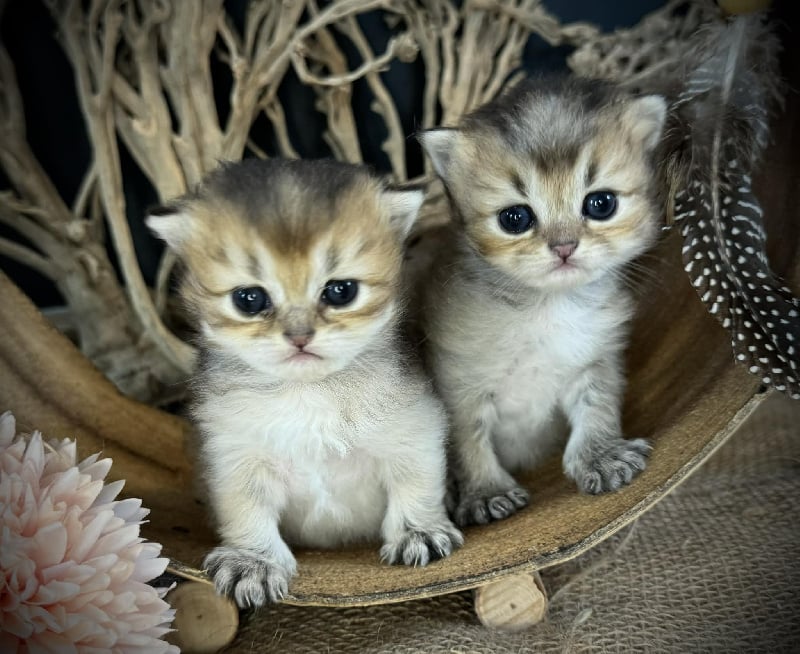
xmin=232 ymin=287 xmax=270 ymax=314
xmin=582 ymin=191 xmax=617 ymax=220
xmin=321 ymin=280 xmax=358 ymax=307
xmin=498 ymin=205 xmax=535 ymax=234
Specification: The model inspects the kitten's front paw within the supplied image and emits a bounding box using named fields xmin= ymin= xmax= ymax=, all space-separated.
xmin=203 ymin=546 xmax=296 ymax=608
xmin=453 ymin=485 xmax=530 ymax=527
xmin=566 ymin=437 xmax=651 ymax=495
xmin=381 ymin=521 xmax=464 ymax=567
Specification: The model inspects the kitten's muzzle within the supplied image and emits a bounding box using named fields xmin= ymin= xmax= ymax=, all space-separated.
xmin=550 ymin=240 xmax=579 ymax=262
xmin=283 ymin=330 xmax=315 ymax=349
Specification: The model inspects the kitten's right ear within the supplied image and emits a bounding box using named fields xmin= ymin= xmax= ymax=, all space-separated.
xmin=145 ymin=204 xmax=194 ymax=252
xmin=417 ymin=128 xmax=459 ymax=180
xmin=383 ymin=188 xmax=426 ymax=240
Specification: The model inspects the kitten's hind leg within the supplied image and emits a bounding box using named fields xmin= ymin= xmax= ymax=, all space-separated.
xmin=561 ymin=359 xmax=650 ymax=494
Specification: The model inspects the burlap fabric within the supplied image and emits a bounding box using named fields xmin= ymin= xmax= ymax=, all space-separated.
xmin=225 ymin=393 xmax=799 ymax=652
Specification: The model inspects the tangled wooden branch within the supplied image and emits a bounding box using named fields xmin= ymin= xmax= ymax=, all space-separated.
xmin=0 ymin=0 xmax=720 ymax=403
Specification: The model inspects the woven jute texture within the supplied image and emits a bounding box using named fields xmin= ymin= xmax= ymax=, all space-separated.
xmin=225 ymin=393 xmax=800 ymax=653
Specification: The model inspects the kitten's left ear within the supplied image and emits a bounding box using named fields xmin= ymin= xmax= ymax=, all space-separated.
xmin=382 ymin=187 xmax=426 ymax=240
xmin=145 ymin=203 xmax=195 ymax=253
xmin=623 ymin=95 xmax=668 ymax=152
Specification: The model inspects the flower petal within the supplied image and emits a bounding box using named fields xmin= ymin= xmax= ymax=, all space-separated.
xmin=31 ymin=579 xmax=81 ymax=605
xmin=31 ymin=521 xmax=68 ymax=568
xmin=93 ymin=479 xmax=125 ymax=508
xmin=0 ymin=411 xmax=15 ymax=448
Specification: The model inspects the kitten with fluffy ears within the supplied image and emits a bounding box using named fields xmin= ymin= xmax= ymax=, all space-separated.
xmin=148 ymin=159 xmax=462 ymax=607
xmin=418 ymin=78 xmax=666 ymax=526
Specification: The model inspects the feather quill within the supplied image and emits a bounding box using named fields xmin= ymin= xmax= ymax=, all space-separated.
xmin=659 ymin=13 xmax=799 ymax=398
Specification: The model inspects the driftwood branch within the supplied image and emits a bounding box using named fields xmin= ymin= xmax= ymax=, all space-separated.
xmin=1 ymin=0 xmax=724 ymax=404
xmin=260 ymin=100 xmax=299 ymax=159
xmin=54 ymin=0 xmax=196 ymax=377
xmin=567 ymin=0 xmax=721 ymax=84
xmin=0 ymin=236 xmax=57 ymax=279
xmin=339 ymin=16 xmax=411 ymax=181
xmin=0 ymin=198 xmax=62 ymax=255
xmin=0 ymin=44 xmax=74 ymax=226
xmin=292 ymin=32 xmax=415 ymax=88
xmin=220 ymin=0 xmax=306 ymax=159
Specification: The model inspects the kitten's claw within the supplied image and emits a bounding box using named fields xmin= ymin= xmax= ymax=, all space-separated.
xmin=204 ymin=546 xmax=296 ymax=608
xmin=567 ymin=437 xmax=651 ymax=495
xmin=381 ymin=521 xmax=464 ymax=567
xmin=454 ymin=486 xmax=530 ymax=527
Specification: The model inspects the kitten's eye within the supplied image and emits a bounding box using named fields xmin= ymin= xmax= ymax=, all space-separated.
xmin=498 ymin=205 xmax=535 ymax=234
xmin=232 ymin=286 xmax=271 ymax=315
xmin=321 ymin=280 xmax=358 ymax=307
xmin=582 ymin=191 xmax=618 ymax=220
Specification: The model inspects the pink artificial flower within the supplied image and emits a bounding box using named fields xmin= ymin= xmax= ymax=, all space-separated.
xmin=0 ymin=411 xmax=179 ymax=653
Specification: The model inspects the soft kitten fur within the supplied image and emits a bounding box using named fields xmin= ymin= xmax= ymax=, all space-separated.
xmin=147 ymin=159 xmax=462 ymax=608
xmin=417 ymin=77 xmax=667 ymax=527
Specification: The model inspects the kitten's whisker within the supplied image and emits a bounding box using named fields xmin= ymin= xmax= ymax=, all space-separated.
xmin=620 ymin=260 xmax=666 ymax=293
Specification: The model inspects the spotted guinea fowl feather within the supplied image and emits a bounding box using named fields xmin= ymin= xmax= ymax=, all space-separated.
xmin=662 ymin=14 xmax=799 ymax=398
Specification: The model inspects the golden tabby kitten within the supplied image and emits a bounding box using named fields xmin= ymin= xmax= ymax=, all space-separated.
xmin=147 ymin=159 xmax=462 ymax=607
xmin=418 ymin=77 xmax=666 ymax=526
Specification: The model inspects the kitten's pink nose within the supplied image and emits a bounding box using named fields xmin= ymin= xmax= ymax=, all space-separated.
xmin=551 ymin=241 xmax=578 ymax=261
xmin=284 ymin=331 xmax=314 ymax=349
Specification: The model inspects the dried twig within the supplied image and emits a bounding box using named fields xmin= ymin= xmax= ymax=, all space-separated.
xmin=292 ymin=32 xmax=415 ymax=88
xmin=260 ymin=100 xmax=299 ymax=159
xmin=0 ymin=236 xmax=57 ymax=279
xmin=297 ymin=0 xmax=363 ymax=163
xmin=338 ymin=16 xmax=412 ymax=181
xmin=45 ymin=0 xmax=196 ymax=388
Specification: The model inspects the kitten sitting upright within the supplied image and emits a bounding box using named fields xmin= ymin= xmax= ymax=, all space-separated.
xmin=417 ymin=77 xmax=666 ymax=527
xmin=147 ymin=159 xmax=462 ymax=608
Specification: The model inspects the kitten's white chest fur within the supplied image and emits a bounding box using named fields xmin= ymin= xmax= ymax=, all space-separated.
xmin=197 ymin=372 xmax=410 ymax=548
xmin=281 ymin=445 xmax=385 ymax=547
xmin=429 ymin=276 xmax=633 ymax=472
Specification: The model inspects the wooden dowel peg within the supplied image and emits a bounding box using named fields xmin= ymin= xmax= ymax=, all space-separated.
xmin=166 ymin=581 xmax=239 ymax=654
xmin=474 ymin=571 xmax=548 ymax=631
